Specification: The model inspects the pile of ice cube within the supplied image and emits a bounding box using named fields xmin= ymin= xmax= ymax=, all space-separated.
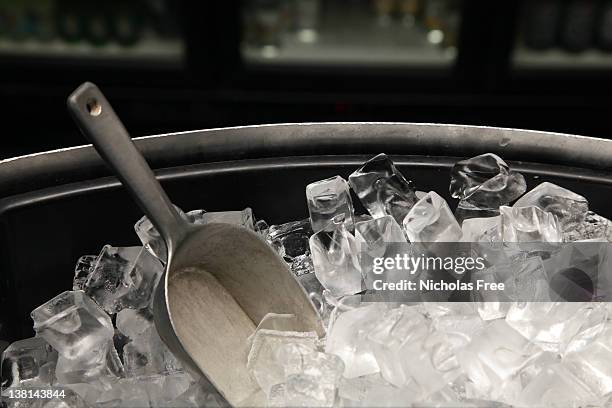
xmin=2 ymin=153 xmax=612 ymax=408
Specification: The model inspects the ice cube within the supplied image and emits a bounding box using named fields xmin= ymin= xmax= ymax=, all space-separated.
xmin=500 ymin=206 xmax=563 ymax=243
xmin=284 ymin=373 xmax=334 ymax=407
xmin=55 ymin=340 xmax=124 ymax=384
xmin=563 ymin=323 xmax=612 ymax=397
xmin=309 ymin=221 xmax=362 ymax=296
xmin=134 ymin=205 xmax=187 ymax=263
xmin=281 ymin=347 xmax=344 ymax=407
xmin=518 ymin=363 xmax=597 ymax=407
xmin=449 ymin=153 xmax=526 ymax=209
xmin=167 ymin=379 xmax=226 ymax=408
xmin=296 ymin=270 xmax=326 ymax=318
xmin=195 ymin=208 xmax=254 ymax=229
xmin=403 ymin=331 xmax=465 ymax=398
xmin=505 ymin=302 xmax=607 ymax=353
xmin=367 ymin=305 xmax=429 ymax=387
xmin=266 ymin=219 xmax=314 ymax=262
xmin=355 ymin=216 xmax=409 ymax=291
xmin=306 ymin=176 xmax=355 ymax=233
xmin=458 ymin=320 xmax=542 ymax=396
xmin=348 ymin=153 xmax=418 ymax=224
xmin=72 ymin=255 xmax=96 ymax=291
xmin=403 ymin=191 xmax=462 ymax=242
xmin=355 ymin=215 xmax=407 ymax=258
xmin=81 ymin=246 xmax=163 ymax=314
xmin=31 ymin=291 xmax=114 ymax=361
xmin=1 ymin=337 xmax=57 ymax=388
xmin=325 ymin=304 xmax=386 ymax=378
xmin=246 ymin=329 xmax=317 ymax=396
xmin=564 ymin=211 xmax=612 ymax=242
xmin=460 ymin=216 xmax=500 ymax=243
xmin=513 ymin=182 xmax=589 ymax=231
xmin=291 ymin=254 xmax=315 ymax=277
xmin=455 ymin=200 xmax=502 ymax=224
xmin=116 ymin=308 xmax=183 ymax=377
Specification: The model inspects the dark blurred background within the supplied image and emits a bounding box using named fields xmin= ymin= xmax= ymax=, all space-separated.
xmin=0 ymin=0 xmax=612 ymax=158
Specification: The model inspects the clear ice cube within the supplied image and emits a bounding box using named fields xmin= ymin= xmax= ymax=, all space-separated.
xmin=309 ymin=221 xmax=362 ymax=296
xmin=513 ymin=182 xmax=589 ymax=231
xmin=403 ymin=191 xmax=463 ymax=242
xmin=55 ymin=340 xmax=124 ymax=384
xmin=348 ymin=153 xmax=418 ymax=225
xmin=81 ymin=246 xmax=163 ymax=314
xmin=449 ymin=153 xmax=526 ymax=209
xmin=116 ymin=308 xmax=183 ymax=377
xmin=31 ymin=291 xmax=114 ymax=361
xmin=266 ymin=219 xmax=313 ymax=262
xmin=134 ymin=204 xmax=187 ymax=263
xmin=355 ymin=216 xmax=409 ymax=291
xmin=500 ymin=205 xmax=563 ymax=243
xmin=306 ymin=176 xmax=355 ymax=233
xmin=1 ymin=337 xmax=57 ymax=388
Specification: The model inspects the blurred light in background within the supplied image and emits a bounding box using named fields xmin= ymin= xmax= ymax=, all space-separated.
xmin=241 ymin=0 xmax=461 ymax=67
xmin=0 ymin=0 xmax=183 ymax=64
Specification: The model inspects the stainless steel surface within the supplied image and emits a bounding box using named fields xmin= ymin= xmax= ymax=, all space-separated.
xmin=66 ymin=82 xmax=324 ymax=407
xmin=2 ymin=123 xmax=612 ymax=197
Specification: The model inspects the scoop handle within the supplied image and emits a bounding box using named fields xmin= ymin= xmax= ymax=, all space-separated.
xmin=67 ymin=82 xmax=187 ymax=254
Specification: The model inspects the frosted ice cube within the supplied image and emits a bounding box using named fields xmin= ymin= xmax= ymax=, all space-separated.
xmin=82 ymin=246 xmax=163 ymax=314
xmin=449 ymin=153 xmax=526 ymax=209
xmin=309 ymin=222 xmax=362 ymax=296
xmin=325 ymin=304 xmax=386 ymax=378
xmin=306 ymin=176 xmax=355 ymax=233
xmin=348 ymin=153 xmax=418 ymax=224
xmin=281 ymin=347 xmax=344 ymax=407
xmin=291 ymin=254 xmax=315 ymax=277
xmin=285 ymin=373 xmax=334 ymax=407
xmin=505 ymin=302 xmax=607 ymax=353
xmin=1 ymin=337 xmax=57 ymax=388
xmin=367 ymin=305 xmax=429 ymax=387
xmin=564 ymin=211 xmax=612 ymax=242
xmin=246 ymin=329 xmax=317 ymax=396
xmin=403 ymin=331 xmax=465 ymax=398
xmin=403 ymin=191 xmax=462 ymax=242
xmin=459 ymin=320 xmax=542 ymax=397
xmin=518 ymin=363 xmax=597 ymax=407
xmin=195 ymin=208 xmax=254 ymax=229
xmin=500 ymin=205 xmax=563 ymax=243
xmin=266 ymin=219 xmax=313 ymax=262
xmin=563 ymin=324 xmax=612 ymax=397
xmin=513 ymin=182 xmax=589 ymax=231
xmin=31 ymin=291 xmax=114 ymax=360
xmin=72 ymin=255 xmax=96 ymax=291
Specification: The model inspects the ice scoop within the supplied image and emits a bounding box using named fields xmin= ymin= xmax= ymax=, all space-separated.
xmin=67 ymin=82 xmax=324 ymax=406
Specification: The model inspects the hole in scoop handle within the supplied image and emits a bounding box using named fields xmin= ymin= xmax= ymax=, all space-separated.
xmin=67 ymin=82 xmax=187 ymax=252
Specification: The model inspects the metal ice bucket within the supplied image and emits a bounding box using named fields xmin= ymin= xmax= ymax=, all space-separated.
xmin=1 ymin=122 xmax=611 ymax=344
